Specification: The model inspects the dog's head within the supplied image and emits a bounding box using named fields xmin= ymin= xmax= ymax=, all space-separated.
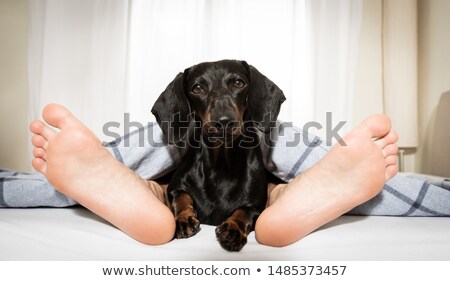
xmin=151 ymin=60 xmax=286 ymax=144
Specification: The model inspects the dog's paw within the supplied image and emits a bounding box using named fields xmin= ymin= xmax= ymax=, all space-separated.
xmin=215 ymin=220 xmax=247 ymax=252
xmin=175 ymin=211 xmax=201 ymax=239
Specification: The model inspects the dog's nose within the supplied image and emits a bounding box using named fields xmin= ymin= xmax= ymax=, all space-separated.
xmin=218 ymin=116 xmax=232 ymax=127
xmin=212 ymin=116 xmax=238 ymax=129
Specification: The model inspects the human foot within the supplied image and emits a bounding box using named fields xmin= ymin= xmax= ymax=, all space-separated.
xmin=30 ymin=104 xmax=175 ymax=245
xmin=255 ymin=114 xmax=398 ymax=247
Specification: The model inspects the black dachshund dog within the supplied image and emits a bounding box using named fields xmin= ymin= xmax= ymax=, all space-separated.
xmin=151 ymin=60 xmax=285 ymax=251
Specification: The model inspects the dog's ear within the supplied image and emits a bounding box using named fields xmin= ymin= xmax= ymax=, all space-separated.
xmin=151 ymin=72 xmax=191 ymax=144
xmin=242 ymin=61 xmax=286 ymax=133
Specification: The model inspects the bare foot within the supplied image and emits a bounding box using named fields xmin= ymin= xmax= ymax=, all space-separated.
xmin=30 ymin=104 xmax=175 ymax=245
xmin=255 ymin=114 xmax=398 ymax=247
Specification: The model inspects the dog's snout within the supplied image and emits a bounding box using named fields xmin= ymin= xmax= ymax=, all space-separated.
xmin=211 ymin=97 xmax=232 ymax=111
xmin=208 ymin=97 xmax=241 ymax=130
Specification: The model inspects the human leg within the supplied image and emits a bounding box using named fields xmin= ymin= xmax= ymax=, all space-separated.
xmin=255 ymin=115 xmax=398 ymax=247
xmin=29 ymin=104 xmax=175 ymax=245
xmin=262 ymin=118 xmax=450 ymax=218
xmin=1 ymin=106 xmax=179 ymax=208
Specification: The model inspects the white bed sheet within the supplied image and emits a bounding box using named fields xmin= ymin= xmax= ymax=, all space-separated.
xmin=1 ymin=207 xmax=449 ymax=261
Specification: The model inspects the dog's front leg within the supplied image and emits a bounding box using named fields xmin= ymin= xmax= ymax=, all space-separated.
xmin=215 ymin=207 xmax=260 ymax=251
xmin=171 ymin=190 xmax=201 ymax=239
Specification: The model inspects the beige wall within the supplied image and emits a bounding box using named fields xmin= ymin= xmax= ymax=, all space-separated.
xmin=0 ymin=0 xmax=30 ymax=172
xmin=417 ymin=0 xmax=450 ymax=176
xmin=355 ymin=0 xmax=450 ymax=175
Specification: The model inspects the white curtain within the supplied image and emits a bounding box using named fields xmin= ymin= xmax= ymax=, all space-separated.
xmin=308 ymin=0 xmax=362 ymax=138
xmin=28 ymin=0 xmax=362 ymax=145
xmin=28 ymin=0 xmax=130 ymax=138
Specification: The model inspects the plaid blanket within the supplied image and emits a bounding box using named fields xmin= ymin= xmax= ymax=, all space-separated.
xmin=1 ymin=122 xmax=449 ymax=216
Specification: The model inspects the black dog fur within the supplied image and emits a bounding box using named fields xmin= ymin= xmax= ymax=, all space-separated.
xmin=151 ymin=60 xmax=285 ymax=251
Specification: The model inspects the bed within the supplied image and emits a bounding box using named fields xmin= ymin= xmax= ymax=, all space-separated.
xmin=1 ymin=206 xmax=449 ymax=261
xmin=2 ymin=93 xmax=450 ymax=262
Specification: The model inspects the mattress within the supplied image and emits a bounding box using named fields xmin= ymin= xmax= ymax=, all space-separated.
xmin=1 ymin=207 xmax=449 ymax=261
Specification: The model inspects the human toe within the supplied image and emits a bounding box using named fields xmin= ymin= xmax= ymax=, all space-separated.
xmin=360 ymin=114 xmax=392 ymax=139
xmin=32 ymin=134 xmax=48 ymax=149
xmin=375 ymin=130 xmax=398 ymax=148
xmin=32 ymin=158 xmax=47 ymax=174
xmin=29 ymin=120 xmax=56 ymax=140
xmin=33 ymin=147 xmax=46 ymax=159
xmin=382 ymin=143 xmax=398 ymax=158
xmin=385 ymin=165 xmax=398 ymax=181
xmin=42 ymin=103 xmax=79 ymax=129
xmin=385 ymin=155 xmax=397 ymax=167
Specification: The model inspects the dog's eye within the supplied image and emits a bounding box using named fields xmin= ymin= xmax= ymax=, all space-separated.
xmin=191 ymin=84 xmax=204 ymax=94
xmin=233 ymin=79 xmax=246 ymax=89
